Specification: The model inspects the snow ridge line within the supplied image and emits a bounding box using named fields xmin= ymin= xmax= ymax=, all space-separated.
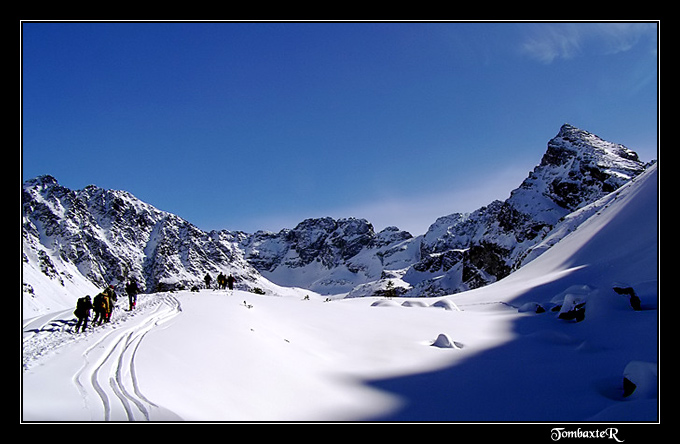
xmin=72 ymin=294 xmax=182 ymax=421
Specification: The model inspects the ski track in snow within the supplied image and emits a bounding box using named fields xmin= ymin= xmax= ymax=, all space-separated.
xmin=23 ymin=292 xmax=182 ymax=421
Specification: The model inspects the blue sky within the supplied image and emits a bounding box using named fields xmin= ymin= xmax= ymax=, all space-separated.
xmin=22 ymin=21 xmax=658 ymax=235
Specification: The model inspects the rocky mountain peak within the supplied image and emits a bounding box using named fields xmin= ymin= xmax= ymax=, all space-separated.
xmin=409 ymin=124 xmax=649 ymax=296
xmin=24 ymin=174 xmax=59 ymax=189
xmin=515 ymin=124 xmax=647 ymax=223
xmin=541 ymin=123 xmax=641 ymax=168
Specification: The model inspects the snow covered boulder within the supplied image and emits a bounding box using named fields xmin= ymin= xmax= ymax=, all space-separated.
xmin=622 ymin=361 xmax=657 ymax=398
xmin=431 ymin=333 xmax=464 ymax=349
xmin=431 ymin=299 xmax=461 ymax=311
xmin=401 ymin=300 xmax=428 ymax=307
xmin=627 ymin=280 xmax=658 ymax=310
xmin=553 ymin=285 xmax=594 ymax=322
xmin=558 ymin=294 xmax=586 ymax=322
xmin=612 ymin=286 xmax=642 ymax=311
xmin=370 ymin=300 xmax=399 ymax=307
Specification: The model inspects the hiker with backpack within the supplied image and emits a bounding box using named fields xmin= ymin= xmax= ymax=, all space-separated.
xmin=102 ymin=285 xmax=117 ymax=322
xmin=125 ymin=278 xmax=140 ymax=310
xmin=217 ymin=272 xmax=227 ymax=290
xmin=92 ymin=292 xmax=108 ymax=326
xmin=226 ymin=274 xmax=236 ymax=291
xmin=204 ymin=273 xmax=212 ymax=289
xmin=92 ymin=285 xmax=117 ymax=325
xmin=74 ymin=295 xmax=93 ymax=333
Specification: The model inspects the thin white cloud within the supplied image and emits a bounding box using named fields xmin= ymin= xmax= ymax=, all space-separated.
xmin=242 ymin=164 xmax=530 ymax=236
xmin=326 ymin=165 xmax=531 ymax=235
xmin=595 ymin=22 xmax=657 ymax=55
xmin=521 ymin=23 xmax=584 ymax=63
xmin=520 ymin=22 xmax=656 ymax=64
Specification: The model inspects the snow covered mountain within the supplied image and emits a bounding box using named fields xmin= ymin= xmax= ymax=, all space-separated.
xmin=242 ymin=218 xmax=418 ymax=294
xmin=22 ymin=176 xmax=268 ymax=317
xmin=22 ymin=124 xmax=652 ymax=317
xmin=242 ymin=124 xmax=650 ymax=297
xmin=401 ymin=123 xmax=648 ymax=295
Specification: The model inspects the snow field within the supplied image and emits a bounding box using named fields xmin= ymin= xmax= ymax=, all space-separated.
xmin=130 ymin=290 xmax=515 ymax=421
xmin=23 ymin=288 xmax=515 ymax=421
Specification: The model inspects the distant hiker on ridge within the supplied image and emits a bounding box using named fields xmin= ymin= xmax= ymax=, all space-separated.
xmin=217 ymin=272 xmax=227 ymax=290
xmin=125 ymin=278 xmax=141 ymax=310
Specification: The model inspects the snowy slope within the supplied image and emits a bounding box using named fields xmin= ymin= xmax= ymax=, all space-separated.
xmin=22 ymin=164 xmax=658 ymax=422
xmin=371 ymin=162 xmax=659 ymax=421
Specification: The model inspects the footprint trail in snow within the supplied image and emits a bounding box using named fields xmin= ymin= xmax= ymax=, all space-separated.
xmin=23 ymin=292 xmax=183 ymax=421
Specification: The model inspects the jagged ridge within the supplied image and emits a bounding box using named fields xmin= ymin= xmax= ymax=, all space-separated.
xmin=22 ymin=124 xmax=652 ymax=310
xmin=23 ymin=177 xmax=258 ymax=298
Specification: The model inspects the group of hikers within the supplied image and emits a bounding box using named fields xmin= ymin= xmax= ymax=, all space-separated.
xmin=204 ymin=272 xmax=236 ymax=290
xmin=73 ymin=272 xmax=238 ymax=333
xmin=73 ymin=278 xmax=141 ymax=333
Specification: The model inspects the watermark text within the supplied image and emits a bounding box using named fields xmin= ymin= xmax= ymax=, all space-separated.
xmin=551 ymin=428 xmax=624 ymax=443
